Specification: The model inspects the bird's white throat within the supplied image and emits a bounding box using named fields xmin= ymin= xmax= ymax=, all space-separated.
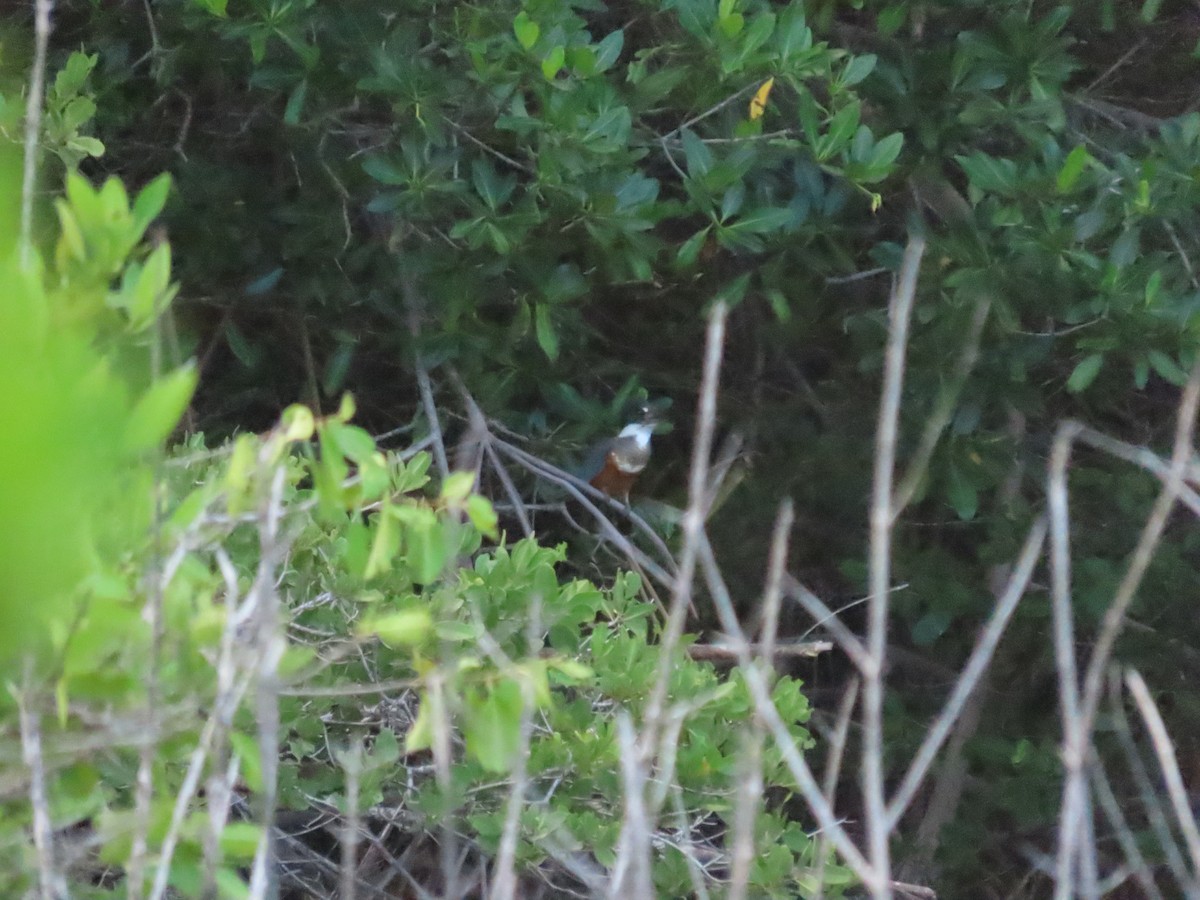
xmin=618 ymin=422 xmax=653 ymax=449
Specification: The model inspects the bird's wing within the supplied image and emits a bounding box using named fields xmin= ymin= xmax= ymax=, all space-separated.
xmin=577 ymin=437 xmax=615 ymax=482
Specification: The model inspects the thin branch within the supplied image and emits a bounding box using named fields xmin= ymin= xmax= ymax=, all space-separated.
xmin=1071 ymin=425 xmax=1200 ymax=519
xmin=17 ymin=681 xmax=61 ymax=900
xmin=864 ymin=234 xmax=926 ymax=898
xmin=339 ymin=744 xmax=363 ymax=900
xmin=886 ymin=516 xmax=1047 ymax=828
xmin=695 ymin=532 xmax=873 ymax=880
xmin=1049 ymin=421 xmax=1084 ymax=900
xmin=247 ymin=465 xmax=290 ymax=900
xmin=813 ymin=677 xmax=860 ymax=900
xmin=728 ymin=501 xmax=793 ymax=900
xmin=1078 ymin=360 xmax=1200 ymax=729
xmin=892 ymin=296 xmax=991 ymax=515
xmin=686 ymin=641 xmax=830 ymax=662
xmin=494 ymin=440 xmax=676 ymax=590
xmin=1057 ymin=360 xmax=1200 ymax=894
xmin=489 ymin=434 xmax=677 ymax=574
xmin=661 ymin=81 xmax=763 ymax=141
xmin=20 ymin=0 xmax=54 ymax=267
xmin=609 ymin=714 xmax=654 ymax=899
xmin=758 ymin=500 xmax=794 ymax=656
xmin=785 ymin=576 xmax=872 ymax=673
xmin=400 ymin=273 xmax=449 ymax=480
xmin=1109 ymin=675 xmax=1192 ymax=886
xmin=1125 ymin=670 xmax=1200 ymax=877
xmin=642 ymin=301 xmax=727 ymax=749
xmin=492 ymin=600 xmax=541 ymax=900
xmin=442 ymin=117 xmax=536 ymax=175
xmin=1090 ymin=762 xmax=1164 ymax=900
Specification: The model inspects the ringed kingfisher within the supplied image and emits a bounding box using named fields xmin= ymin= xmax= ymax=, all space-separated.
xmin=583 ymin=404 xmax=660 ymax=503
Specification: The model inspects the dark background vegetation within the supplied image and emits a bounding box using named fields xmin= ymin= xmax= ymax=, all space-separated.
xmin=15 ymin=0 xmax=1200 ymax=894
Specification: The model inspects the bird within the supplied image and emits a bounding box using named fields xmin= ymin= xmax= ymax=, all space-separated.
xmin=583 ymin=405 xmax=659 ymax=503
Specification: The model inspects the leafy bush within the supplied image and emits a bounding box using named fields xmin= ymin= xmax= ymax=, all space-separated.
xmin=0 ymin=162 xmax=836 ymax=896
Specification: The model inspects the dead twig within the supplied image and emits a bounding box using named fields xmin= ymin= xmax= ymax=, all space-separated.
xmin=1055 ymin=360 xmax=1200 ymax=895
xmin=641 ymin=302 xmax=727 ymax=755
xmin=886 ymin=516 xmax=1047 ymax=828
xmin=1125 ymin=670 xmax=1200 ymax=880
xmin=19 ymin=0 xmax=53 ymax=268
xmin=864 ymin=234 xmax=926 ymax=898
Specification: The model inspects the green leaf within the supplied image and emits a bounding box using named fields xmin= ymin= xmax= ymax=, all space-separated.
xmin=534 ymin=303 xmax=559 ymax=361
xmin=818 ymin=102 xmax=860 ymax=160
xmin=911 ymin=610 xmax=952 ymax=647
xmin=775 ymin=5 xmax=811 ymax=62
xmin=403 ymin=511 xmax=450 ymax=583
xmin=714 ymin=272 xmax=751 ymax=307
xmin=281 ymin=404 xmax=315 ymax=441
xmin=717 ymin=13 xmax=744 ymax=38
xmin=681 ymin=128 xmax=713 ymax=178
xmin=677 ymin=227 xmax=710 ymax=267
xmin=869 ymin=131 xmax=905 ymax=170
xmin=1148 ymin=349 xmax=1188 ymax=386
xmin=245 ymin=267 xmax=283 ymax=296
xmin=1144 ymin=269 xmax=1163 ymax=306
xmin=542 ymin=45 xmax=566 ymax=80
xmin=1133 ymin=357 xmax=1150 ymax=389
xmin=796 ymin=88 xmax=822 ymax=146
xmin=219 ymin=823 xmax=263 ymax=861
xmin=229 ymin=732 xmax=263 ymax=792
xmin=1066 ymin=353 xmax=1104 ymax=393
xmin=956 ymin=152 xmax=1019 ymax=195
xmin=132 ymin=173 xmax=171 ymax=234
xmin=326 ymin=422 xmax=377 ymax=463
xmin=124 ymin=365 xmax=197 ymax=453
xmin=405 ymin=694 xmax=434 ymax=754
xmin=728 ymin=206 xmax=792 ymax=234
xmin=67 ymin=136 xmax=105 ymax=159
xmin=841 ymin=53 xmax=877 ymax=87
xmin=362 ymin=156 xmax=408 ymax=185
xmin=946 ymin=463 xmax=978 ymax=521
xmin=467 ymin=495 xmax=499 ymax=538
xmin=471 ymin=159 xmax=515 ymax=211
xmin=1056 ymin=144 xmax=1090 ymax=193
xmin=513 ymin=12 xmax=540 ymax=50
xmin=283 ymin=79 xmax=308 ymax=125
xmin=464 ymin=679 xmax=525 ymax=773
xmin=439 ymin=470 xmax=476 ymax=504
xmin=594 ymin=29 xmax=624 ymax=71
xmin=128 ymin=243 xmax=174 ymax=329
xmin=364 ymin=511 xmax=399 ymax=579
xmin=359 ymin=608 xmax=433 ymax=648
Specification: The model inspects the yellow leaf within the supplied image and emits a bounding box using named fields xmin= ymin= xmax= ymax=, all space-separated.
xmin=749 ymin=77 xmax=775 ymax=121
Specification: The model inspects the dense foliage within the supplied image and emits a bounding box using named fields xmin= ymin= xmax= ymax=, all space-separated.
xmin=5 ymin=0 xmax=1200 ymax=895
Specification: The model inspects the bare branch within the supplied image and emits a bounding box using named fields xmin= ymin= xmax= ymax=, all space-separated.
xmin=892 ymin=296 xmax=991 ymax=515
xmin=1049 ymin=421 xmax=1084 ymax=899
xmin=18 ymin=681 xmax=62 ymax=900
xmin=609 ymin=714 xmax=654 ymax=899
xmin=813 ymin=677 xmax=860 ymax=900
xmin=1091 ymin=761 xmax=1164 ymax=900
xmin=1057 ymin=360 xmax=1200 ymax=894
xmin=400 ymin=273 xmax=450 ymax=480
xmin=20 ymin=0 xmax=54 ymax=268
xmin=865 ymin=234 xmax=926 ymax=898
xmin=785 ymin=576 xmax=872 ymax=674
xmin=697 ymin=532 xmax=874 ymax=880
xmin=642 ymin=301 xmax=728 ymax=747
xmin=1125 ymin=670 xmax=1200 ymax=878
xmin=887 ymin=516 xmax=1047 ymax=828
